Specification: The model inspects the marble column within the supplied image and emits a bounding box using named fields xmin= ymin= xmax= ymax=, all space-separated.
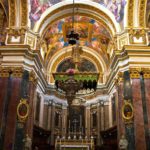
xmin=115 ymin=72 xmax=125 ymax=141
xmin=0 ymin=68 xmax=9 ymax=149
xmin=100 ymin=102 xmax=104 ymax=131
xmin=130 ymin=68 xmax=146 ymax=150
xmin=62 ymin=105 xmax=67 ymax=137
xmin=50 ymin=102 xmax=55 ymax=145
xmin=47 ymin=103 xmax=52 ymax=130
xmin=142 ymin=69 xmax=150 ymax=148
xmin=97 ymin=102 xmax=101 ymax=146
xmin=85 ymin=105 xmax=91 ymax=138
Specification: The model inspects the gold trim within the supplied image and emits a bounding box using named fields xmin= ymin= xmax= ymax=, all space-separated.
xmin=17 ymin=98 xmax=29 ymax=122
xmin=0 ymin=67 xmax=11 ymax=77
xmin=11 ymin=67 xmax=24 ymax=78
xmin=29 ymin=70 xmax=38 ymax=84
xmin=127 ymin=0 xmax=134 ymax=27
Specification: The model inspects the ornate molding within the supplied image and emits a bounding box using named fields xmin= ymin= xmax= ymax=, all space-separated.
xmin=8 ymin=0 xmax=16 ymax=26
xmin=128 ymin=28 xmax=147 ymax=44
xmin=6 ymin=27 xmax=26 ymax=44
xmin=21 ymin=0 xmax=28 ymax=26
xmin=127 ymin=0 xmax=134 ymax=27
xmin=115 ymin=72 xmax=124 ymax=86
xmin=129 ymin=68 xmax=141 ymax=79
xmin=139 ymin=0 xmax=147 ymax=27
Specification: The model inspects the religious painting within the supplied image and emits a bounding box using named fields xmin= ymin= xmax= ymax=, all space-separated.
xmin=122 ymin=100 xmax=133 ymax=124
xmin=17 ymin=99 xmax=29 ymax=122
xmin=29 ymin=0 xmax=126 ymax=29
xmin=92 ymin=0 xmax=126 ymax=23
xmin=56 ymin=58 xmax=97 ymax=72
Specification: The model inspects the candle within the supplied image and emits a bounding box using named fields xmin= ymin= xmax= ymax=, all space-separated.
xmin=69 ymin=120 xmax=70 ymax=129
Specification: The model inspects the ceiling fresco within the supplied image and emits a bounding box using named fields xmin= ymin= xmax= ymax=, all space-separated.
xmin=30 ymin=0 xmax=126 ymax=27
xmin=57 ymin=58 xmax=97 ymax=72
xmin=43 ymin=16 xmax=111 ymax=61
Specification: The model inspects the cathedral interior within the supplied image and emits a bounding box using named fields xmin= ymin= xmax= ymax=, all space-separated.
xmin=0 ymin=0 xmax=150 ymax=150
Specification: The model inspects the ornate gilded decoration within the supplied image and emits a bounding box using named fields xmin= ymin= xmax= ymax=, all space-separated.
xmin=122 ymin=100 xmax=134 ymax=124
xmin=142 ymin=68 xmax=150 ymax=79
xmin=21 ymin=0 xmax=28 ymax=26
xmin=17 ymin=98 xmax=29 ymax=122
xmin=0 ymin=67 xmax=23 ymax=78
xmin=139 ymin=0 xmax=147 ymax=27
xmin=127 ymin=0 xmax=134 ymax=27
xmin=115 ymin=72 xmax=124 ymax=86
xmin=6 ymin=28 xmax=26 ymax=44
xmin=8 ymin=0 xmax=16 ymax=26
xmin=128 ymin=28 xmax=147 ymax=44
xmin=11 ymin=67 xmax=24 ymax=78
xmin=129 ymin=68 xmax=141 ymax=79
xmin=29 ymin=70 xmax=37 ymax=84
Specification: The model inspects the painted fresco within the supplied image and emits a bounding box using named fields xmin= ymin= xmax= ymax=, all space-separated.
xmin=29 ymin=0 xmax=126 ymax=27
xmin=57 ymin=58 xmax=97 ymax=72
xmin=44 ymin=16 xmax=111 ymax=59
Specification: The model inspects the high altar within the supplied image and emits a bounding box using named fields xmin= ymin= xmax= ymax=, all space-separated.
xmin=55 ymin=138 xmax=94 ymax=150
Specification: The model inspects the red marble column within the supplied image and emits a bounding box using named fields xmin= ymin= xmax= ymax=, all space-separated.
xmin=143 ymin=71 xmax=150 ymax=135
xmin=3 ymin=77 xmax=21 ymax=150
xmin=130 ymin=70 xmax=146 ymax=150
xmin=116 ymin=73 xmax=125 ymax=142
xmin=0 ymin=77 xmax=8 ymax=128
xmin=26 ymin=72 xmax=37 ymax=139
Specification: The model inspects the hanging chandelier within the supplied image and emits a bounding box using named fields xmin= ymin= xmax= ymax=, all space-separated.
xmin=53 ymin=0 xmax=99 ymax=106
xmin=66 ymin=0 xmax=79 ymax=45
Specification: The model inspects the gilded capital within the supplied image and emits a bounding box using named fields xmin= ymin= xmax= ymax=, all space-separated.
xmin=129 ymin=68 xmax=141 ymax=79
xmin=11 ymin=67 xmax=24 ymax=78
xmin=142 ymin=68 xmax=150 ymax=79
xmin=0 ymin=67 xmax=11 ymax=77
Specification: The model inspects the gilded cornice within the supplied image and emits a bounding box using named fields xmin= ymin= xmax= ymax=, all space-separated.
xmin=129 ymin=68 xmax=141 ymax=79
xmin=38 ymin=4 xmax=115 ymax=35
xmin=8 ymin=0 xmax=16 ymax=26
xmin=139 ymin=0 xmax=147 ymax=27
xmin=21 ymin=0 xmax=27 ymax=26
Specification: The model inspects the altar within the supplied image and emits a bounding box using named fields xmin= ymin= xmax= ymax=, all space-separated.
xmin=55 ymin=138 xmax=94 ymax=150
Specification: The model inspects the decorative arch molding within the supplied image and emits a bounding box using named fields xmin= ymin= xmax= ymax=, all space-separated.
xmin=33 ymin=1 xmax=120 ymax=34
xmin=127 ymin=0 xmax=148 ymax=27
xmin=8 ymin=0 xmax=16 ymax=26
xmin=138 ymin=0 xmax=147 ymax=27
xmin=47 ymin=46 xmax=107 ymax=83
xmin=20 ymin=0 xmax=28 ymax=27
